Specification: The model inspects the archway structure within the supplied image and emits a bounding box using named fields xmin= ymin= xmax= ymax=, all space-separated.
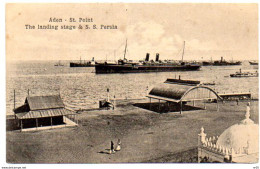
xmin=147 ymin=79 xmax=222 ymax=113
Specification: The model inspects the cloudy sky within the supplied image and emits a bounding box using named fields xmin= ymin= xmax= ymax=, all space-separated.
xmin=6 ymin=3 xmax=258 ymax=61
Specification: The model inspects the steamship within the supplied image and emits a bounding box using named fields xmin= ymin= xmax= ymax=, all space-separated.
xmin=70 ymin=57 xmax=96 ymax=67
xmin=230 ymin=69 xmax=258 ymax=77
xmin=249 ymin=61 xmax=258 ymax=65
xmin=202 ymin=57 xmax=241 ymax=66
xmin=95 ymin=41 xmax=201 ymax=74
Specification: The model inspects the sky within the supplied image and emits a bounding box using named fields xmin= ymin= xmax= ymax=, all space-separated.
xmin=6 ymin=3 xmax=258 ymax=61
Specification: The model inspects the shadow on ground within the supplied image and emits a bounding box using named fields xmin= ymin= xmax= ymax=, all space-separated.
xmin=133 ymin=102 xmax=204 ymax=113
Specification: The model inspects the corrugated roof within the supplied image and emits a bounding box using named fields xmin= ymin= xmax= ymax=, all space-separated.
xmin=148 ymin=83 xmax=221 ymax=102
xmin=13 ymin=104 xmax=30 ymax=114
xmin=15 ymin=108 xmax=76 ymax=119
xmin=26 ymin=95 xmax=64 ymax=111
xmin=149 ymin=83 xmax=192 ymax=100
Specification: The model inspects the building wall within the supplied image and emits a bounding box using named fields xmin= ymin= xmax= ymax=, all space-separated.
xmin=198 ymin=147 xmax=227 ymax=163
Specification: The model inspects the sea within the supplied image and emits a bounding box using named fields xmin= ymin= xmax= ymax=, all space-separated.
xmin=6 ymin=60 xmax=259 ymax=115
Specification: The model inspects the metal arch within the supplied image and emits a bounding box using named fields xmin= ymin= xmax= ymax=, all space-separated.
xmin=180 ymin=85 xmax=222 ymax=102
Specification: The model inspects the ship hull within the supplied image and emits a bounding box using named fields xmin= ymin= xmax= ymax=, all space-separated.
xmin=95 ymin=64 xmax=201 ymax=74
xmin=230 ymin=74 xmax=258 ymax=77
xmin=202 ymin=62 xmax=241 ymax=66
xmin=70 ymin=62 xmax=95 ymax=67
xmin=249 ymin=62 xmax=258 ymax=65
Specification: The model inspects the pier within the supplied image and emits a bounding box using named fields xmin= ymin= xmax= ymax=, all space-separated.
xmin=218 ymin=92 xmax=252 ymax=101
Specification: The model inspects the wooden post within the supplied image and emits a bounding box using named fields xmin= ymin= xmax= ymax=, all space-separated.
xmin=158 ymin=99 xmax=161 ymax=112
xmin=107 ymin=88 xmax=110 ymax=102
xmin=75 ymin=115 xmax=77 ymax=124
xmin=50 ymin=117 xmax=53 ymax=128
xmin=216 ymin=100 xmax=219 ymax=112
xmin=149 ymin=98 xmax=152 ymax=110
xmin=193 ymin=100 xmax=195 ymax=106
xmin=36 ymin=118 xmax=38 ymax=129
xmin=13 ymin=89 xmax=16 ymax=110
xmin=20 ymin=119 xmax=23 ymax=132
xmin=64 ymin=116 xmax=66 ymax=126
xmin=180 ymin=101 xmax=182 ymax=114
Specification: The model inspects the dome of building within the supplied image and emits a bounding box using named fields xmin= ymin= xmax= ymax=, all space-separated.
xmin=216 ymin=104 xmax=259 ymax=154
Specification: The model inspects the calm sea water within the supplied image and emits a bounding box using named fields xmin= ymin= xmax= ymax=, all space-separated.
xmin=6 ymin=60 xmax=258 ymax=115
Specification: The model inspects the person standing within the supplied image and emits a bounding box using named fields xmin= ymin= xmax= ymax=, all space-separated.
xmin=109 ymin=141 xmax=115 ymax=154
xmin=115 ymin=139 xmax=121 ymax=151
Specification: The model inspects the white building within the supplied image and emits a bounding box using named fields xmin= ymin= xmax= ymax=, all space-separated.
xmin=198 ymin=103 xmax=258 ymax=163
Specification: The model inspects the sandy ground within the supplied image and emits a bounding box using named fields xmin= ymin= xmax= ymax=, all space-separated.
xmin=6 ymin=99 xmax=258 ymax=163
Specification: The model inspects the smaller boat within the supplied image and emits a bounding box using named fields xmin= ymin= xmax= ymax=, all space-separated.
xmin=230 ymin=69 xmax=258 ymax=77
xmin=249 ymin=61 xmax=258 ymax=65
xmin=54 ymin=60 xmax=64 ymax=66
xmin=202 ymin=82 xmax=216 ymax=86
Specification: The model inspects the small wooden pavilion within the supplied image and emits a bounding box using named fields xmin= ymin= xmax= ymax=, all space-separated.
xmin=13 ymin=95 xmax=77 ymax=131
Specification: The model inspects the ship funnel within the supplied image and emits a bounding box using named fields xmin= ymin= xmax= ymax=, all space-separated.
xmin=221 ymin=57 xmax=223 ymax=62
xmin=92 ymin=57 xmax=94 ymax=61
xmin=156 ymin=53 xmax=160 ymax=62
xmin=145 ymin=53 xmax=150 ymax=61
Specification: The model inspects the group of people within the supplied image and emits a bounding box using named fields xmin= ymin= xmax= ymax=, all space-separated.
xmin=109 ymin=139 xmax=121 ymax=154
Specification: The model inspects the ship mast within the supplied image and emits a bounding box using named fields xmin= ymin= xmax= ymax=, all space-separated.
xmin=123 ymin=39 xmax=127 ymax=60
xmin=181 ymin=41 xmax=185 ymax=62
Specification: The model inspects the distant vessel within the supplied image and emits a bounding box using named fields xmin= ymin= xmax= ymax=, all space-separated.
xmin=95 ymin=41 xmax=201 ymax=74
xmin=54 ymin=61 xmax=64 ymax=66
xmin=249 ymin=61 xmax=258 ymax=65
xmin=202 ymin=82 xmax=216 ymax=86
xmin=230 ymin=69 xmax=258 ymax=77
xmin=165 ymin=78 xmax=215 ymax=86
xmin=202 ymin=57 xmax=241 ymax=66
xmin=70 ymin=57 xmax=96 ymax=67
